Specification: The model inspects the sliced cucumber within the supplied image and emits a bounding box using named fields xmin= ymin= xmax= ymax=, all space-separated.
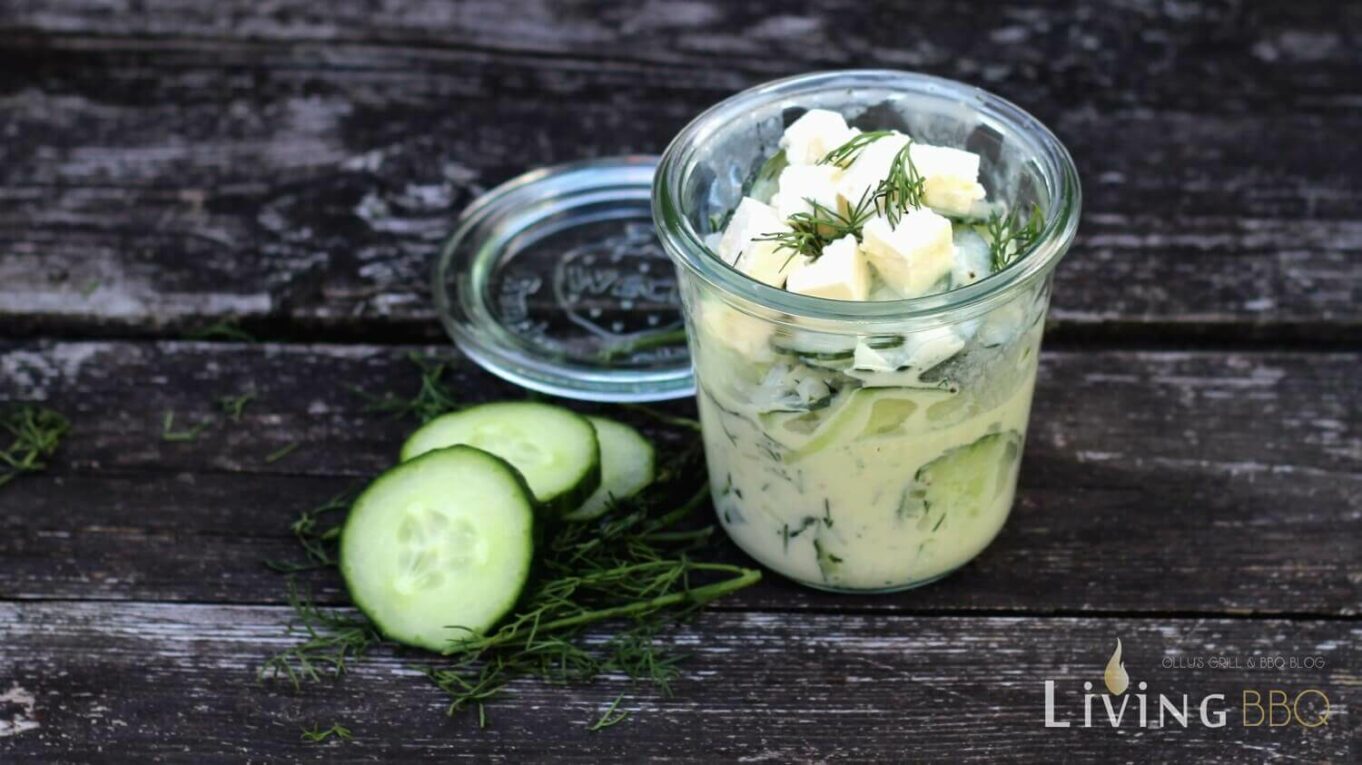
xmin=770 ymin=330 xmax=858 ymax=359
xmin=340 ymin=446 xmax=536 ymax=653
xmin=898 ymin=431 xmax=1023 ymax=529
xmin=746 ymin=148 xmax=789 ymax=204
xmin=400 ymin=402 xmax=600 ymax=515
xmin=763 ymin=386 xmax=957 ymax=460
xmin=564 ymin=416 xmax=656 ymax=521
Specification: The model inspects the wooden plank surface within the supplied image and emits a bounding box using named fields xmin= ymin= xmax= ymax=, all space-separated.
xmin=1 ymin=341 xmax=1357 ymax=615
xmin=1 ymin=1 xmax=1359 ymax=760
xmin=0 ymin=602 xmax=1356 ymax=762
xmin=0 ymin=2 xmax=1359 ymax=340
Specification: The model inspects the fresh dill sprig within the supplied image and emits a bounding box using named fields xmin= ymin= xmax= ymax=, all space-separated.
xmin=872 ymin=143 xmax=926 ymax=226
xmin=217 ymin=392 xmax=256 ymax=423
xmin=187 ymin=320 xmax=257 ymax=343
xmin=755 ymin=190 xmax=876 ymax=264
xmin=589 ymin=694 xmax=631 ymax=731
xmin=819 ymin=130 xmax=893 ymax=168
xmin=300 ymin=723 xmax=353 ymax=743
xmin=985 ymin=205 xmax=1044 ymax=271
xmin=264 ymin=490 xmax=353 ymax=573
xmin=0 ymin=405 xmax=70 ymax=489
xmin=350 ymin=352 xmax=463 ymax=423
xmin=259 ymin=579 xmax=381 ymax=687
xmin=161 ymin=410 xmax=213 ymax=442
xmin=265 ymin=442 xmax=300 ymax=464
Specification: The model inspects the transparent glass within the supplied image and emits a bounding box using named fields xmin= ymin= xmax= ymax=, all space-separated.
xmin=653 ymin=71 xmax=1080 ymax=592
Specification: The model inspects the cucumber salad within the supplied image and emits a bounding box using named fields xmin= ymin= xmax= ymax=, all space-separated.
xmin=690 ymin=109 xmax=1048 ymax=591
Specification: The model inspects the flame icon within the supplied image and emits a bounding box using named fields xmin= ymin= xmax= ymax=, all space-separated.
xmin=1104 ymin=638 xmax=1129 ymax=695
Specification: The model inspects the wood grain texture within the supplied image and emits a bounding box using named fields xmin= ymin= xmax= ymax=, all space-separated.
xmin=1 ymin=341 xmax=1357 ymax=614
xmin=0 ymin=602 xmax=1355 ymax=762
xmin=0 ymin=1 xmax=1359 ymax=340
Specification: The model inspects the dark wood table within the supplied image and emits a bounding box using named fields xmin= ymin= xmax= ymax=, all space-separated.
xmin=1 ymin=1 xmax=1358 ymax=761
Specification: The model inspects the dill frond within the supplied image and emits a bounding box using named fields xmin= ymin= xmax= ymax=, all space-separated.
xmin=217 ymin=392 xmax=256 ymax=423
xmin=160 ymin=410 xmax=213 ymax=442
xmin=349 ymin=352 xmax=464 ymax=423
xmin=754 ymin=189 xmax=876 ymax=263
xmin=818 ymin=130 xmax=893 ymax=168
xmin=300 ymin=723 xmax=353 ymax=743
xmin=187 ymin=321 xmax=257 ymax=343
xmin=986 ymin=205 xmax=1044 ymax=271
xmin=0 ymin=405 xmax=69 ymax=489
xmin=872 ymin=143 xmax=926 ymax=226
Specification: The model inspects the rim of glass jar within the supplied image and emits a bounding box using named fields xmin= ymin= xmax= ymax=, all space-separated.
xmin=653 ymin=69 xmax=1081 ymax=330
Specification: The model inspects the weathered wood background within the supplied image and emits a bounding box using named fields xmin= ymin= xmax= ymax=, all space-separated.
xmin=0 ymin=1 xmax=1358 ymax=761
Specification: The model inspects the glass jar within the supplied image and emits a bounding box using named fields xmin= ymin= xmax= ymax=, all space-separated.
xmin=652 ymin=70 xmax=1081 ymax=592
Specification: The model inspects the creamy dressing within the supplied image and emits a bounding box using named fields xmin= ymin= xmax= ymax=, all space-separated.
xmin=684 ymin=107 xmax=1052 ymax=591
xmin=693 ymin=317 xmax=1042 ymax=590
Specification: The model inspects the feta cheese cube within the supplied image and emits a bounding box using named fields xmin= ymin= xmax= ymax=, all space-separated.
xmin=909 ymin=143 xmax=986 ymax=216
xmin=780 ymin=109 xmax=858 ymax=165
xmin=785 ymin=235 xmax=870 ymax=301
xmin=861 ymin=209 xmax=956 ymax=297
xmin=837 ymin=133 xmax=910 ymax=210
xmin=716 ymin=197 xmax=807 ymax=287
xmin=902 ymin=326 xmax=965 ymax=371
xmin=773 ymin=164 xmax=842 ymax=221
xmin=697 ymin=296 xmax=775 ymax=362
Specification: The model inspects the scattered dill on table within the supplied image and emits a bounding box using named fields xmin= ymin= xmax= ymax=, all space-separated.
xmin=349 ymin=352 xmax=464 ymax=423
xmin=217 ymin=392 xmax=257 ymax=423
xmin=589 ymin=694 xmax=631 ymax=732
xmin=186 ymin=320 xmax=258 ymax=343
xmin=265 ymin=442 xmax=300 ymax=464
xmin=0 ymin=405 xmax=69 ymax=489
xmin=161 ymin=410 xmax=213 ymax=442
xmin=300 ymin=722 xmax=353 ymax=743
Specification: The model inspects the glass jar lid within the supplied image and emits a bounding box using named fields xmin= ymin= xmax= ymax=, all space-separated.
xmin=433 ymin=156 xmax=694 ymax=402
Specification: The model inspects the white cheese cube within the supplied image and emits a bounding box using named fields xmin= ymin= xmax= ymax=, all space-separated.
xmin=773 ymin=164 xmax=842 ymax=221
xmin=780 ymin=109 xmax=858 ymax=165
xmin=717 ymin=197 xmax=785 ymax=266
xmin=861 ymin=209 xmax=956 ymax=297
xmin=909 ymin=143 xmax=986 ymax=215
xmin=902 ymin=326 xmax=965 ymax=371
xmin=785 ymin=235 xmax=870 ymax=301
xmin=697 ymin=297 xmax=775 ymax=362
xmin=837 ymin=132 xmax=910 ymax=210
xmin=743 ymin=242 xmax=811 ymax=288
xmin=716 ymin=197 xmax=806 ymax=287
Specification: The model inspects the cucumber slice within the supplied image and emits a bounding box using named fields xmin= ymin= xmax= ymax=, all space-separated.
xmin=762 ymin=386 xmax=957 ymax=460
xmin=898 ymin=431 xmax=1023 ymax=528
xmin=340 ymin=446 xmax=536 ymax=653
xmin=564 ymin=416 xmax=656 ymax=521
xmin=770 ymin=331 xmax=858 ymax=359
xmin=746 ymin=149 xmax=789 ymax=204
xmin=400 ymin=402 xmax=601 ymax=515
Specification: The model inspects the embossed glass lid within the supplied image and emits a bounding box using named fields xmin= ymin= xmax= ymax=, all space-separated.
xmin=433 ymin=156 xmax=693 ymax=402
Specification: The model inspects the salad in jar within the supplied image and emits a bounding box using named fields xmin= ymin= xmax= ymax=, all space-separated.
xmin=657 ymin=82 xmax=1078 ymax=592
